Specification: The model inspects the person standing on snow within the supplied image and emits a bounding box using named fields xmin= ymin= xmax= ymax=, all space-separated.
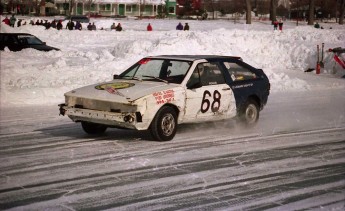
xmin=2 ymin=16 xmax=10 ymax=25
xmin=115 ymin=23 xmax=122 ymax=31
xmin=314 ymin=22 xmax=320 ymax=28
xmin=91 ymin=22 xmax=97 ymax=31
xmin=66 ymin=20 xmax=75 ymax=30
xmin=278 ymin=20 xmax=283 ymax=31
xmin=273 ymin=20 xmax=278 ymax=30
xmin=147 ymin=23 xmax=152 ymax=31
xmin=183 ymin=23 xmax=189 ymax=31
xmin=111 ymin=23 xmax=116 ymax=30
xmin=176 ymin=22 xmax=183 ymax=30
xmin=75 ymin=21 xmax=82 ymax=30
xmin=10 ymin=14 xmax=16 ymax=27
xmin=56 ymin=20 xmax=63 ymax=30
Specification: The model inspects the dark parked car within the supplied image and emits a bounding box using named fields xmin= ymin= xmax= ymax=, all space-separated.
xmin=65 ymin=15 xmax=90 ymax=23
xmin=0 ymin=33 xmax=59 ymax=52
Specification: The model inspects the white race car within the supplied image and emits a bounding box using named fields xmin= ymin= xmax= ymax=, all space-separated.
xmin=59 ymin=55 xmax=270 ymax=141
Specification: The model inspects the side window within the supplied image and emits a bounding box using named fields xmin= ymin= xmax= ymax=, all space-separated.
xmin=203 ymin=62 xmax=226 ymax=85
xmin=224 ymin=62 xmax=257 ymax=81
xmin=187 ymin=62 xmax=226 ymax=88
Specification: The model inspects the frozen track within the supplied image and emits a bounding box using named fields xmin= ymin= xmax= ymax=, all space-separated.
xmin=0 ymin=89 xmax=345 ymax=210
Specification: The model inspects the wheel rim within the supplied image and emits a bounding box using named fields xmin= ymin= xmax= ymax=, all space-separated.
xmin=161 ymin=113 xmax=175 ymax=136
xmin=245 ymin=104 xmax=258 ymax=124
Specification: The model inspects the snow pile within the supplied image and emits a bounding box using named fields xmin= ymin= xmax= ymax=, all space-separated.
xmin=1 ymin=17 xmax=344 ymax=107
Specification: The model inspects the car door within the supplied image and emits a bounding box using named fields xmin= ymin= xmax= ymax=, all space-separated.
xmin=7 ymin=35 xmax=23 ymax=51
xmin=183 ymin=62 xmax=236 ymax=123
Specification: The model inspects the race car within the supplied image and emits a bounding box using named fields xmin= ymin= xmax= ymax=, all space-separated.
xmin=59 ymin=55 xmax=270 ymax=141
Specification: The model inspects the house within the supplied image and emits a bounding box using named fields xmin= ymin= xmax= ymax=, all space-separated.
xmin=53 ymin=0 xmax=168 ymax=18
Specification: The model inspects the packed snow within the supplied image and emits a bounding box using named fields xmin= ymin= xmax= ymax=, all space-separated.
xmin=0 ymin=16 xmax=344 ymax=107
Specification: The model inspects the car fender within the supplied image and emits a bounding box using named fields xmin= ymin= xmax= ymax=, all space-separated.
xmin=134 ymin=87 xmax=186 ymax=129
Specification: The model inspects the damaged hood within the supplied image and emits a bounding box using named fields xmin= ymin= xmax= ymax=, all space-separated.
xmin=65 ymin=79 xmax=180 ymax=103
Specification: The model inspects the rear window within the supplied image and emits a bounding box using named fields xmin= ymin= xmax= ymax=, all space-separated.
xmin=223 ymin=62 xmax=257 ymax=81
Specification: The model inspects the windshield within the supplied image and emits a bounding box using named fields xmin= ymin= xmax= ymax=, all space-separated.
xmin=18 ymin=35 xmax=44 ymax=45
xmin=119 ymin=58 xmax=192 ymax=84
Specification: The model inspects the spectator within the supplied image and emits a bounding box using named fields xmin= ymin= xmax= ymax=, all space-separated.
xmin=278 ymin=20 xmax=283 ymax=31
xmin=183 ymin=23 xmax=189 ymax=31
xmin=111 ymin=23 xmax=116 ymax=30
xmin=273 ymin=20 xmax=278 ymax=30
xmin=314 ymin=22 xmax=320 ymax=29
xmin=147 ymin=23 xmax=152 ymax=31
xmin=45 ymin=21 xmax=51 ymax=30
xmin=10 ymin=14 xmax=16 ymax=27
xmin=43 ymin=20 xmax=48 ymax=28
xmin=87 ymin=23 xmax=92 ymax=30
xmin=2 ymin=16 xmax=10 ymax=25
xmin=51 ymin=20 xmax=57 ymax=28
xmin=176 ymin=22 xmax=183 ymax=30
xmin=56 ymin=20 xmax=63 ymax=30
xmin=75 ymin=21 xmax=82 ymax=30
xmin=115 ymin=23 xmax=122 ymax=31
xmin=66 ymin=20 xmax=75 ymax=30
xmin=35 ymin=19 xmax=40 ymax=25
xmin=29 ymin=20 xmax=34 ymax=25
xmin=91 ymin=22 xmax=96 ymax=30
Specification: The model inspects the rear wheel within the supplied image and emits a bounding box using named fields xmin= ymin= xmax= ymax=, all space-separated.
xmin=239 ymin=99 xmax=259 ymax=125
xmin=150 ymin=106 xmax=177 ymax=141
xmin=81 ymin=121 xmax=107 ymax=135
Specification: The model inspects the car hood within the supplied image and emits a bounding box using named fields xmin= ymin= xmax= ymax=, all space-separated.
xmin=65 ymin=79 xmax=180 ymax=103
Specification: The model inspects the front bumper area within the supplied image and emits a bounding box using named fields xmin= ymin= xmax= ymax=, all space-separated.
xmin=59 ymin=104 xmax=142 ymax=130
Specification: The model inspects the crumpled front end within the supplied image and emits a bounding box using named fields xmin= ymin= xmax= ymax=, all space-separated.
xmin=59 ymin=93 xmax=150 ymax=130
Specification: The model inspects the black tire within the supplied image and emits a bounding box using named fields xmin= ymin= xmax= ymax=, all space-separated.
xmin=81 ymin=121 xmax=107 ymax=135
xmin=150 ymin=106 xmax=177 ymax=141
xmin=239 ymin=99 xmax=259 ymax=126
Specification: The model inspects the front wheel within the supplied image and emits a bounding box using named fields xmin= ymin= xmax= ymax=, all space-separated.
xmin=150 ymin=106 xmax=177 ymax=141
xmin=81 ymin=121 xmax=107 ymax=135
xmin=239 ymin=99 xmax=259 ymax=126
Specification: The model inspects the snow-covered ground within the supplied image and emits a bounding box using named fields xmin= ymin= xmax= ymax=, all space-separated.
xmin=1 ymin=16 xmax=344 ymax=107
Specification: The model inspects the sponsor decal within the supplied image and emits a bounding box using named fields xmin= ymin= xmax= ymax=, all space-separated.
xmin=153 ymin=89 xmax=175 ymax=104
xmin=95 ymin=82 xmax=134 ymax=96
xmin=232 ymin=83 xmax=253 ymax=89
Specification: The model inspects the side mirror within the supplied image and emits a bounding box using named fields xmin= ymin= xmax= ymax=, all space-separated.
xmin=113 ymin=74 xmax=119 ymax=79
xmin=42 ymin=42 xmax=46 ymax=45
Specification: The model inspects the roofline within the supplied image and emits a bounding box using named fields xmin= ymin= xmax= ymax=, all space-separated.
xmin=147 ymin=55 xmax=242 ymax=61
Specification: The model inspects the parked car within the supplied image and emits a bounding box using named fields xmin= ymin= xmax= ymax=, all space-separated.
xmin=59 ymin=55 xmax=270 ymax=141
xmin=65 ymin=15 xmax=90 ymax=23
xmin=0 ymin=33 xmax=59 ymax=52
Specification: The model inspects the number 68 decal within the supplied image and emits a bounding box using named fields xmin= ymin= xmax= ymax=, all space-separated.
xmin=201 ymin=90 xmax=221 ymax=113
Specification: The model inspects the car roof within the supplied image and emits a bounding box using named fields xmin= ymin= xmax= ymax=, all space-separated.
xmin=146 ymin=55 xmax=242 ymax=61
xmin=0 ymin=33 xmax=34 ymax=35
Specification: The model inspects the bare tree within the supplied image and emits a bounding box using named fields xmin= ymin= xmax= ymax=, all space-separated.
xmin=307 ymin=0 xmax=315 ymax=25
xmin=339 ymin=0 xmax=345 ymax=24
xmin=270 ymin=0 xmax=278 ymax=21
xmin=244 ymin=0 xmax=251 ymax=24
xmin=68 ymin=0 xmax=75 ymax=15
xmin=85 ymin=0 xmax=95 ymax=17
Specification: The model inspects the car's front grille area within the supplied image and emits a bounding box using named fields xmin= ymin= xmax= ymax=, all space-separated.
xmin=66 ymin=96 xmax=136 ymax=113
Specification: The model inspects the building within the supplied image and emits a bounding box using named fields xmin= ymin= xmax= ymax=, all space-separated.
xmin=0 ymin=0 xmax=172 ymax=17
xmin=54 ymin=0 xmax=166 ymax=17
